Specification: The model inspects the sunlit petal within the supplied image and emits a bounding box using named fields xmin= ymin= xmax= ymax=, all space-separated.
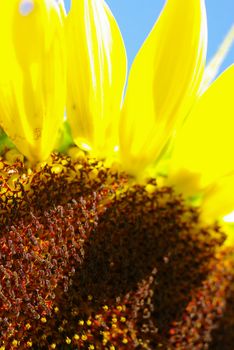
xmin=66 ymin=0 xmax=127 ymax=158
xmin=0 ymin=0 xmax=66 ymax=162
xmin=169 ymin=64 xmax=234 ymax=196
xmin=224 ymin=212 xmax=234 ymax=223
xmin=120 ymin=0 xmax=207 ymax=175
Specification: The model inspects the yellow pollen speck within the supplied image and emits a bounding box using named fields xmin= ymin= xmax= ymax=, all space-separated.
xmin=78 ymin=319 xmax=84 ymax=326
xmin=103 ymin=305 xmax=109 ymax=311
xmin=86 ymin=320 xmax=92 ymax=326
xmin=112 ymin=317 xmax=117 ymax=323
xmin=73 ymin=334 xmax=80 ymax=340
xmin=117 ymin=306 xmax=123 ymax=311
xmin=50 ymin=344 xmax=56 ymax=349
xmin=26 ymin=341 xmax=32 ymax=347
xmin=12 ymin=340 xmax=18 ymax=347
xmin=41 ymin=317 xmax=47 ymax=323
xmin=36 ymin=161 xmax=47 ymax=171
xmin=89 ymin=168 xmax=98 ymax=180
xmin=25 ymin=323 xmax=31 ymax=330
xmin=27 ymin=167 xmax=33 ymax=175
xmin=0 ymin=346 xmax=5 ymax=350
xmin=88 ymin=295 xmax=93 ymax=301
xmin=102 ymin=331 xmax=110 ymax=345
xmin=65 ymin=337 xmax=71 ymax=344
xmin=110 ymin=346 xmax=115 ymax=350
xmin=145 ymin=184 xmax=156 ymax=194
xmin=81 ymin=335 xmax=88 ymax=341
xmin=54 ymin=307 xmax=59 ymax=313
xmin=88 ymin=345 xmax=95 ymax=350
xmin=122 ymin=338 xmax=128 ymax=344
xmin=120 ymin=317 xmax=126 ymax=323
xmin=51 ymin=164 xmax=64 ymax=174
xmin=61 ymin=159 xmax=68 ymax=166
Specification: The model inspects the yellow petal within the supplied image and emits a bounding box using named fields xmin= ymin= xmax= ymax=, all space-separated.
xmin=169 ymin=64 xmax=234 ymax=195
xmin=201 ymin=174 xmax=234 ymax=222
xmin=120 ymin=0 xmax=207 ymax=175
xmin=66 ymin=0 xmax=127 ymax=158
xmin=0 ymin=0 xmax=66 ymax=162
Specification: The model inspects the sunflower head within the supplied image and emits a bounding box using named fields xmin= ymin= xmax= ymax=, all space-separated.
xmin=0 ymin=0 xmax=234 ymax=349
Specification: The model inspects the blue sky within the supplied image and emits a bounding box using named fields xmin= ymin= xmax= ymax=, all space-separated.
xmin=64 ymin=0 xmax=234 ymax=73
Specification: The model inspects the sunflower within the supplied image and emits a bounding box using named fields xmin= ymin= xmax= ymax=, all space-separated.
xmin=0 ymin=0 xmax=234 ymax=349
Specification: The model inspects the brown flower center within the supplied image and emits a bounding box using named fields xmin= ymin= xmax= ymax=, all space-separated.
xmin=0 ymin=150 xmax=233 ymax=349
